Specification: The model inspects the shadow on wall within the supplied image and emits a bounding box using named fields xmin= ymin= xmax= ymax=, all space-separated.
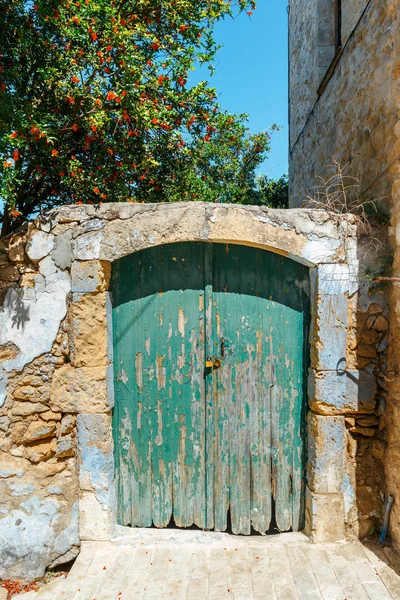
xmin=2 ymin=288 xmax=31 ymax=329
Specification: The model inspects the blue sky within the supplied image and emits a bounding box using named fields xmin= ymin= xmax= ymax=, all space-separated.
xmin=192 ymin=1 xmax=288 ymax=179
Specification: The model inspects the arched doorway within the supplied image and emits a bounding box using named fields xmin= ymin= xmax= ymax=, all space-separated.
xmin=111 ymin=242 xmax=310 ymax=535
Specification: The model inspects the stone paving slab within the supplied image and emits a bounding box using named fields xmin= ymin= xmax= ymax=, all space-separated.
xmin=13 ymin=533 xmax=400 ymax=600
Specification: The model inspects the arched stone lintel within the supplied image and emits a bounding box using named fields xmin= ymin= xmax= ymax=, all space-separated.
xmin=42 ymin=203 xmax=355 ymax=268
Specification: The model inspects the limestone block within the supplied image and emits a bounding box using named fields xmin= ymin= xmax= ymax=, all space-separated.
xmin=79 ymin=491 xmax=113 ymax=541
xmin=13 ymin=385 xmax=41 ymax=402
xmin=0 ymin=264 xmax=20 ymax=282
xmin=357 ymin=344 xmax=377 ymax=359
xmin=304 ymin=488 xmax=345 ymax=543
xmin=0 ymin=342 xmax=20 ymax=363
xmin=349 ymin=425 xmax=376 ymax=437
xmin=50 ymin=364 xmax=109 ymax=413
xmin=309 ymin=369 xmax=377 ymax=415
xmin=53 ymin=232 xmax=73 ymax=269
xmin=308 ymin=369 xmax=347 ymax=415
xmin=346 ymin=369 xmax=377 ymax=412
xmin=8 ymin=233 xmax=26 ymax=263
xmin=60 ymin=414 xmax=76 ymax=435
xmin=0 ymin=417 xmax=10 ymax=433
xmin=24 ymin=440 xmax=56 ymax=463
xmin=316 ymin=264 xmax=358 ymax=296
xmin=84 ymin=218 xmax=106 ymax=233
xmin=372 ymin=315 xmax=388 ymax=332
xmin=23 ymin=422 xmax=57 ymax=443
xmin=307 ymin=414 xmax=345 ymax=494
xmin=40 ymin=410 xmax=62 ymax=421
xmin=56 ymin=435 xmax=75 ymax=458
xmin=360 ymin=329 xmax=379 ymax=345
xmin=77 ymin=414 xmax=114 ymax=507
xmin=69 ymin=293 xmax=108 ymax=367
xmin=26 ymin=231 xmax=54 ymax=262
xmin=71 ymin=260 xmax=111 ymax=293
xmin=0 ymin=454 xmax=28 ymax=479
xmin=21 ymin=375 xmax=44 ymax=387
xmin=0 ymin=497 xmax=79 ymax=581
xmin=72 ymin=231 xmax=104 ymax=260
xmin=12 ymin=402 xmax=48 ymax=417
xmin=311 ymin=295 xmax=348 ymax=370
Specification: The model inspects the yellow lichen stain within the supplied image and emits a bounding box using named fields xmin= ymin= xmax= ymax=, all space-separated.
xmin=158 ymin=458 xmax=166 ymax=478
xmin=178 ymin=308 xmax=186 ymax=337
xmin=155 ymin=400 xmax=163 ymax=446
xmin=137 ymin=401 xmax=142 ymax=430
xmin=156 ymin=355 xmax=166 ymax=390
xmin=216 ymin=312 xmax=221 ymax=337
xmin=199 ymin=294 xmax=204 ymax=312
xmin=135 ymin=353 xmax=143 ymax=392
xmin=130 ymin=440 xmax=140 ymax=471
xmin=177 ymin=343 xmax=185 ymax=368
xmin=159 ymin=313 xmax=163 ymax=326
xmin=256 ymin=330 xmax=262 ymax=354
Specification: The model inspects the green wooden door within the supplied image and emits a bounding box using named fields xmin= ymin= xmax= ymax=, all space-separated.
xmin=111 ymin=242 xmax=309 ymax=534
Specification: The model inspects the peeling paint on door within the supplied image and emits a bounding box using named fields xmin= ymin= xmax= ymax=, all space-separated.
xmin=111 ymin=242 xmax=309 ymax=534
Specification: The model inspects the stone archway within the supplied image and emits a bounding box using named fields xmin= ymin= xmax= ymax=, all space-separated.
xmin=0 ymin=203 xmax=359 ymax=578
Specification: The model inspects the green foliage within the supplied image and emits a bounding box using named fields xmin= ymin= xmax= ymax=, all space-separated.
xmin=0 ymin=0 xmax=276 ymax=234
xmin=243 ymin=174 xmax=289 ymax=208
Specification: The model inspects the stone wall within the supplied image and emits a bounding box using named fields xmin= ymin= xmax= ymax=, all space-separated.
xmin=289 ymin=0 xmax=400 ymax=547
xmin=0 ymin=228 xmax=79 ymax=581
xmin=289 ymin=0 xmax=400 ymax=208
xmin=0 ymin=202 xmax=365 ymax=578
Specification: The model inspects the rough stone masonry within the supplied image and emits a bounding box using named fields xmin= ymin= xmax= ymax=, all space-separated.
xmin=0 ymin=202 xmax=388 ymax=579
xmin=288 ymin=0 xmax=398 ymax=550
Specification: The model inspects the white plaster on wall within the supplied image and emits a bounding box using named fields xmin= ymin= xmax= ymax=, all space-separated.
xmin=0 ymin=264 xmax=71 ymax=404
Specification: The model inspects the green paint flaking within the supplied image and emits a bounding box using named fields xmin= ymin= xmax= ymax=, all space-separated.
xmin=111 ymin=242 xmax=309 ymax=533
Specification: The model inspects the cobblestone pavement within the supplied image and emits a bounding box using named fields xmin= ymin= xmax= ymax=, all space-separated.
xmin=13 ymin=532 xmax=400 ymax=600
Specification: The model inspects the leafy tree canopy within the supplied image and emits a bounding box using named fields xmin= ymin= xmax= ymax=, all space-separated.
xmin=244 ymin=174 xmax=289 ymax=208
xmin=0 ymin=0 xmax=276 ymax=235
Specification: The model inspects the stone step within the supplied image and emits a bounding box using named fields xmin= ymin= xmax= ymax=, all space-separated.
xmin=10 ymin=539 xmax=400 ymax=600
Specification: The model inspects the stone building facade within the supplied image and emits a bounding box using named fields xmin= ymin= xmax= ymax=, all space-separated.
xmin=289 ymin=0 xmax=400 ymax=548
xmin=0 ymin=202 xmax=376 ymax=579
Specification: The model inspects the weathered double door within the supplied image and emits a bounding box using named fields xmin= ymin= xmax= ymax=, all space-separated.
xmin=112 ymin=243 xmax=309 ymax=535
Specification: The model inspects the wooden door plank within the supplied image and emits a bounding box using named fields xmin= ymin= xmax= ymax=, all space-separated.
xmin=251 ymin=256 xmax=272 ymax=533
xmin=151 ymin=276 xmax=172 ymax=528
xmin=272 ymin=309 xmax=293 ymax=532
xmin=204 ymin=242 xmax=215 ymax=531
xmin=112 ymin=243 xmax=207 ymax=529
